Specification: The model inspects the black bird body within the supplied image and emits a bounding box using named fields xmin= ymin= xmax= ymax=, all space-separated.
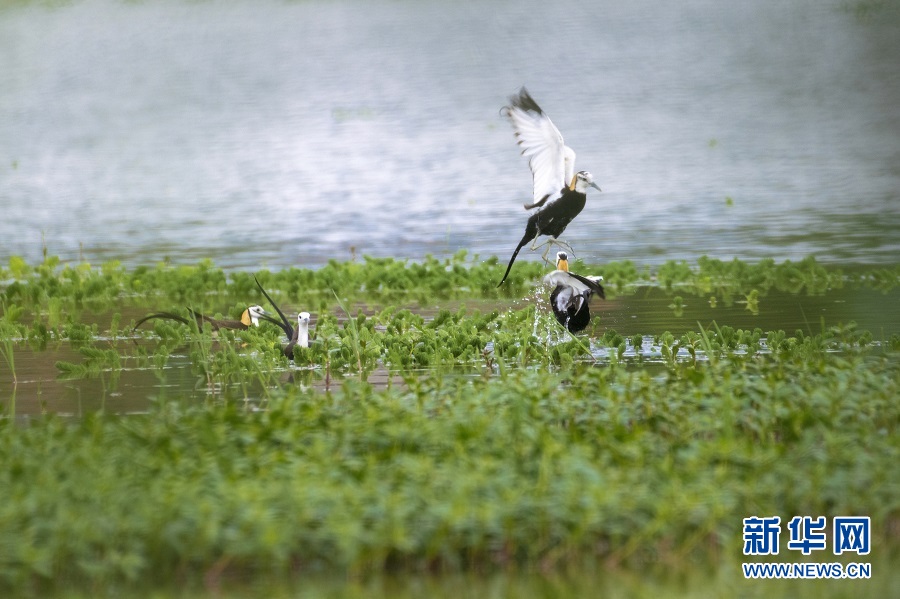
xmin=544 ymin=253 xmax=605 ymax=333
xmin=550 ymin=286 xmax=591 ymax=332
xmin=497 ymin=87 xmax=600 ymax=286
xmin=499 ymin=183 xmax=587 ymax=286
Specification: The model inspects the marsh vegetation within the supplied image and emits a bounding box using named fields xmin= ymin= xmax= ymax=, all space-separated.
xmin=0 ymin=254 xmax=898 ymax=597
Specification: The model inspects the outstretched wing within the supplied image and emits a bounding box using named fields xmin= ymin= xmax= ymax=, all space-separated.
xmin=544 ymin=270 xmax=605 ymax=300
xmin=503 ymin=87 xmax=574 ymax=208
xmin=566 ymin=272 xmax=605 ymax=300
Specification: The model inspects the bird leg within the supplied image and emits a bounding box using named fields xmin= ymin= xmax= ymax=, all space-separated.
xmin=541 ymin=243 xmax=555 ymax=265
xmin=553 ymin=238 xmax=575 ymax=256
xmin=530 ymin=236 xmax=551 ymax=251
xmin=530 ymin=237 xmax=576 ymax=265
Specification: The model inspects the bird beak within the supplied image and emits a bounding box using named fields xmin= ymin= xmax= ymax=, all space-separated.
xmin=590 ymin=182 xmax=601 ymax=192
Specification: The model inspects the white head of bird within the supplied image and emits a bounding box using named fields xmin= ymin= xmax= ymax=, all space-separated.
xmin=569 ymin=171 xmax=602 ymax=194
xmin=296 ymin=312 xmax=311 ymax=348
xmin=241 ymin=305 xmax=268 ymax=327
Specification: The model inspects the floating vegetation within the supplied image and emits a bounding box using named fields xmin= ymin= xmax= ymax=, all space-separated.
xmin=3 ymin=253 xmax=898 ymax=315
xmin=0 ymin=332 xmax=897 ymax=591
xmin=0 ymin=255 xmax=898 ymax=594
xmin=55 ymin=347 xmax=121 ymax=377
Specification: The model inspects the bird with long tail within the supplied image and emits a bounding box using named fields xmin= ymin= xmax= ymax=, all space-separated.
xmin=133 ymin=305 xmax=272 ymax=332
xmin=254 ymin=276 xmax=311 ymax=360
xmin=543 ymin=252 xmax=604 ymax=333
xmin=498 ymin=87 xmax=601 ymax=286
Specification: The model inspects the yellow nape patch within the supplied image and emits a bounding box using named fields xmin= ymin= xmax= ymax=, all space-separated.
xmin=569 ymin=174 xmax=577 ymax=191
xmin=557 ymin=259 xmax=569 ymax=272
xmin=240 ymin=309 xmax=251 ymax=326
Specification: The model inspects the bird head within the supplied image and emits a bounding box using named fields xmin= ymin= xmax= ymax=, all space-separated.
xmin=243 ymin=305 xmax=268 ymax=326
xmin=297 ymin=312 xmax=311 ymax=328
xmin=570 ymin=171 xmax=601 ymax=194
xmin=556 ymin=251 xmax=569 ymax=272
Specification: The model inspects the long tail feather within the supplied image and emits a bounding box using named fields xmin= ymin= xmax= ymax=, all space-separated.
xmin=185 ymin=308 xmax=238 ymax=330
xmin=254 ymin=275 xmax=293 ymax=341
xmin=497 ymin=234 xmax=531 ymax=287
xmin=133 ymin=312 xmax=190 ymax=331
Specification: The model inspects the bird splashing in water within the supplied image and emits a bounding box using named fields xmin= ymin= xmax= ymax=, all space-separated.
xmin=543 ymin=252 xmax=605 ymax=333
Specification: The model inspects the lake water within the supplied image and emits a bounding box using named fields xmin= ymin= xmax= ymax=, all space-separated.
xmin=1 ymin=0 xmax=899 ymax=270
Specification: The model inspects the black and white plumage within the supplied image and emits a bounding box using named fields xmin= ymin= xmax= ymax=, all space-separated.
xmin=254 ymin=276 xmax=311 ymax=360
xmin=497 ymin=87 xmax=601 ymax=287
xmin=133 ymin=305 xmax=270 ymax=332
xmin=544 ymin=252 xmax=605 ymax=333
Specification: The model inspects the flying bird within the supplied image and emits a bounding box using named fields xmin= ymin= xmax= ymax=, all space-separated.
xmin=133 ymin=305 xmax=271 ymax=332
xmin=254 ymin=276 xmax=311 ymax=360
xmin=543 ymin=252 xmax=605 ymax=333
xmin=498 ymin=87 xmax=601 ymax=286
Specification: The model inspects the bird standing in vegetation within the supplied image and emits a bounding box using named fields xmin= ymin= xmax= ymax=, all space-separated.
xmin=498 ymin=87 xmax=601 ymax=286
xmin=254 ymin=276 xmax=311 ymax=360
xmin=133 ymin=305 xmax=272 ymax=332
xmin=284 ymin=312 xmax=312 ymax=359
xmin=543 ymin=252 xmax=604 ymax=333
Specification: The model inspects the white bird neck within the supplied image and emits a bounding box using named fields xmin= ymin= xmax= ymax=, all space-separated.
xmin=296 ymin=317 xmax=310 ymax=348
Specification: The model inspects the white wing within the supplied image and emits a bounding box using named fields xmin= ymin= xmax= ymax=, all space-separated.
xmin=562 ymin=146 xmax=575 ymax=190
xmin=543 ymin=270 xmax=595 ymax=295
xmin=543 ymin=270 xmax=571 ymax=288
xmin=504 ymin=88 xmax=575 ymax=208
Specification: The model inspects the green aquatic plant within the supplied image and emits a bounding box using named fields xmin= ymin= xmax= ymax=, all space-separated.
xmin=742 ymin=289 xmax=760 ymax=314
xmin=0 ymin=334 xmax=897 ymax=591
xmin=0 ymin=302 xmax=24 ymax=385
xmin=331 ymin=291 xmax=368 ymax=375
xmin=656 ymin=260 xmax=695 ymax=291
xmin=630 ymin=333 xmax=644 ymax=353
xmin=1 ymin=255 xmax=896 ymax=325
xmin=26 ymin=321 xmax=50 ymax=351
xmin=187 ymin=323 xmax=216 ymax=390
xmin=60 ymin=321 xmax=98 ymax=345
xmin=379 ymin=307 xmax=498 ymax=370
xmin=854 ymin=264 xmax=900 ymax=292
xmin=55 ymin=346 xmax=122 ymax=377
xmin=206 ymin=331 xmax=285 ymax=398
xmin=6 ymin=256 xmax=30 ymax=279
xmin=129 ymin=258 xmax=228 ymax=300
xmin=0 ymin=334 xmax=15 ymax=386
xmin=0 ymin=248 xmax=898 ymax=595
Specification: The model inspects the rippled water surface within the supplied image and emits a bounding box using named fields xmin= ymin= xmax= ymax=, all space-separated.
xmin=1 ymin=0 xmax=898 ymax=269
